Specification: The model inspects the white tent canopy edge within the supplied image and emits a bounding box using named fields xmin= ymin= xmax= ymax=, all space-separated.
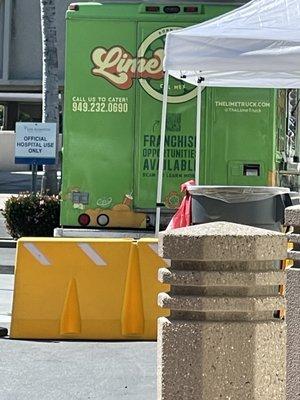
xmin=155 ymin=0 xmax=300 ymax=235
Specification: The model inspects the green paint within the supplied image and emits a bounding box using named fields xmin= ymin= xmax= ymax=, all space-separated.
xmin=61 ymin=2 xmax=284 ymax=228
xmin=201 ymin=88 xmax=282 ymax=186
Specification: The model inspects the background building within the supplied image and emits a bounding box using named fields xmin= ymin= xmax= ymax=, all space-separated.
xmin=0 ymin=0 xmax=248 ymax=130
xmin=0 ymin=0 xmax=97 ymax=130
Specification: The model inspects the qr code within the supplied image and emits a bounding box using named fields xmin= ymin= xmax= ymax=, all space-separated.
xmin=167 ymin=113 xmax=181 ymax=132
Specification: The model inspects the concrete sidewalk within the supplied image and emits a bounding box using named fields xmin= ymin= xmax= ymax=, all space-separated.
xmin=0 ymin=170 xmax=46 ymax=249
xmin=0 ymin=170 xmax=44 ymax=242
xmin=0 ymin=273 xmax=13 ymax=331
xmin=0 ymin=337 xmax=157 ymax=400
xmin=0 ymin=192 xmax=17 ymax=273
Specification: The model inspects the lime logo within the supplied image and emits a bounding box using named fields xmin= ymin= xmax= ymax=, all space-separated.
xmin=91 ymin=27 xmax=196 ymax=103
xmin=137 ymin=27 xmax=196 ymax=103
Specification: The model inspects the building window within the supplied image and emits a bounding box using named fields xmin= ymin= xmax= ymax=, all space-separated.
xmin=18 ymin=103 xmax=42 ymax=123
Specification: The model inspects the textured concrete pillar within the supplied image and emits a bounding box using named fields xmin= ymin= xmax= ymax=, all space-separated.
xmin=285 ymin=205 xmax=300 ymax=400
xmin=286 ymin=269 xmax=300 ymax=400
xmin=285 ymin=205 xmax=300 ymax=268
xmin=157 ymin=222 xmax=287 ymax=400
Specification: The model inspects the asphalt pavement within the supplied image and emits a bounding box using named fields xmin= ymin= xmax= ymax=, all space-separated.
xmin=0 ymin=171 xmax=157 ymax=400
xmin=0 ymin=170 xmax=43 ymax=194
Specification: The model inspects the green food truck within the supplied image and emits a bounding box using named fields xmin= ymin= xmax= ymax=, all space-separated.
xmin=60 ymin=1 xmax=287 ymax=231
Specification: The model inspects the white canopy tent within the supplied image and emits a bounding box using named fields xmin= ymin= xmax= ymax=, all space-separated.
xmin=155 ymin=0 xmax=300 ymax=234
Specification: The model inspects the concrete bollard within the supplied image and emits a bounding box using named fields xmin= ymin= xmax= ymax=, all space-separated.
xmin=157 ymin=221 xmax=287 ymax=400
xmin=285 ymin=204 xmax=300 ymax=268
xmin=284 ymin=205 xmax=300 ymax=400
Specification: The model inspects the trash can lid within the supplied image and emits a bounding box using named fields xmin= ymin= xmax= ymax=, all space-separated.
xmin=187 ymin=185 xmax=290 ymax=203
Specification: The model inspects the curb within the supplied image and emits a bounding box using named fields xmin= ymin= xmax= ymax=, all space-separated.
xmin=0 ymin=265 xmax=14 ymax=274
xmin=0 ymin=239 xmax=16 ymax=248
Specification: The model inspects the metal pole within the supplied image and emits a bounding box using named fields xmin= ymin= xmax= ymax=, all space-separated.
xmin=31 ymin=164 xmax=38 ymax=193
xmin=3 ymin=0 xmax=13 ymax=82
xmin=155 ymin=71 xmax=169 ymax=236
xmin=195 ymin=82 xmax=203 ymax=185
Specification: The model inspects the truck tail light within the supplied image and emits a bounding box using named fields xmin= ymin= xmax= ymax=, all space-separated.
xmin=145 ymin=6 xmax=160 ymax=12
xmin=78 ymin=213 xmax=90 ymax=226
xmin=184 ymin=6 xmax=198 ymax=13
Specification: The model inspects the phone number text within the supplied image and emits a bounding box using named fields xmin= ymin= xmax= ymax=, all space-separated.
xmin=72 ymin=101 xmax=128 ymax=113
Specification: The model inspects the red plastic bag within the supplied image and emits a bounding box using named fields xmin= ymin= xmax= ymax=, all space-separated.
xmin=166 ymin=180 xmax=195 ymax=230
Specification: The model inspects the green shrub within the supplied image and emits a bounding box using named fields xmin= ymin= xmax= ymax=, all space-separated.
xmin=2 ymin=193 xmax=60 ymax=239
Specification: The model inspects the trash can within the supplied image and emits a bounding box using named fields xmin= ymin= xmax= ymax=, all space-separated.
xmin=189 ymin=186 xmax=291 ymax=232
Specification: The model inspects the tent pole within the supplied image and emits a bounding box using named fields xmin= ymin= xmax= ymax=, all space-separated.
xmin=155 ymin=71 xmax=169 ymax=236
xmin=195 ymin=82 xmax=203 ymax=185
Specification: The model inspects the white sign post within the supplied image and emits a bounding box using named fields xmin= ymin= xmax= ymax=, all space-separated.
xmin=15 ymin=122 xmax=57 ymax=192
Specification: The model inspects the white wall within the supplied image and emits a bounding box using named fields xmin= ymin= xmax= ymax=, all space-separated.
xmin=0 ymin=131 xmax=62 ymax=171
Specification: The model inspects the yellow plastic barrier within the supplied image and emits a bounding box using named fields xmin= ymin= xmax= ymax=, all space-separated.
xmin=121 ymin=239 xmax=170 ymax=338
xmin=277 ymin=242 xmax=294 ymax=319
xmin=281 ymin=241 xmax=294 ymax=270
xmin=11 ymin=237 xmax=169 ymax=340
